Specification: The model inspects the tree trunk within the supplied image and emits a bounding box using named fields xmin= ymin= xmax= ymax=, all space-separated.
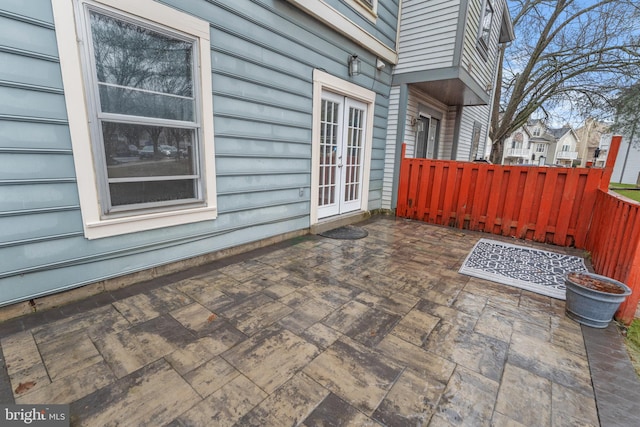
xmin=490 ymin=137 xmax=505 ymax=164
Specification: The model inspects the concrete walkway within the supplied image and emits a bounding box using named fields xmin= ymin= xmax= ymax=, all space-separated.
xmin=0 ymin=217 xmax=635 ymax=426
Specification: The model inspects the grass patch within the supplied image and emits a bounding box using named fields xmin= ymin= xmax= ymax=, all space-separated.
xmin=609 ymin=183 xmax=640 ymax=203
xmin=625 ymin=319 xmax=640 ymax=379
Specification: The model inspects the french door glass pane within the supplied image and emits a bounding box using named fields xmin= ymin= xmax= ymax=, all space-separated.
xmin=319 ymin=99 xmax=339 ymax=207
xmin=344 ymin=106 xmax=363 ymax=202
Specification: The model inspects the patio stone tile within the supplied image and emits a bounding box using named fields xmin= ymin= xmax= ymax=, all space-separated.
xmin=94 ymin=329 xmax=158 ymax=378
xmin=551 ymin=382 xmax=598 ymax=427
xmin=112 ymin=287 xmax=191 ymax=325
xmin=431 ymin=365 xmax=499 ymax=427
xmin=512 ymin=319 xmax=552 ymax=342
xmin=463 ymin=279 xmax=521 ymax=306
xmin=263 ymin=282 xmax=300 ymax=299
xmin=252 ymin=267 xmax=294 ymax=284
xmin=488 ymin=300 xmax=551 ymax=329
xmin=278 ymin=290 xmax=315 ymax=309
xmin=222 ymin=326 xmax=319 ymax=393
xmin=95 ymin=314 xmax=196 ymax=378
xmin=219 ymin=293 xmax=274 ymax=320
xmin=129 ymin=314 xmax=197 ymax=355
xmin=349 ymin=274 xmax=400 ymax=299
xmin=173 ymin=279 xmax=236 ymax=312
xmin=69 ymin=359 xmax=199 ymax=426
xmin=165 ymin=336 xmax=229 ymax=375
xmin=302 ymin=393 xmax=382 ymax=427
xmin=37 ymin=332 xmax=102 ymax=381
xmin=424 ymin=322 xmax=508 ymax=382
xmin=300 ymin=323 xmax=343 ymax=349
xmin=519 ymin=291 xmax=555 ymax=315
xmin=490 ymin=411 xmax=528 ymax=427
xmin=495 ymin=364 xmax=551 ymax=427
xmin=372 ymin=367 xmax=446 ymax=426
xmin=354 ymin=291 xmax=419 ymax=316
xmin=451 ymin=289 xmax=487 ymax=314
xmin=299 ymin=282 xmax=361 ymax=309
xmin=170 ymin=302 xmax=220 ymax=336
xmin=170 ymin=374 xmax=266 ymax=427
xmin=219 ymin=281 xmax=266 ymax=300
xmin=376 ymin=334 xmax=455 ymax=383
xmin=508 ymin=332 xmax=592 ymax=396
xmin=15 ymin=361 xmax=115 ymax=404
xmin=31 ymin=305 xmax=129 ymax=342
xmin=303 ymin=336 xmax=403 ymax=415
xmin=193 ymin=269 xmax=244 ymax=287
xmin=216 ymin=261 xmax=264 ymax=282
xmin=232 ymin=299 xmax=294 ymax=336
xmin=0 ymin=331 xmax=51 ymax=397
xmin=416 ymin=300 xmax=478 ymax=331
xmin=390 ymin=308 xmax=440 ymax=346
xmin=183 ymin=356 xmax=239 ymax=398
xmin=323 ymin=300 xmax=401 ymax=348
xmin=549 ymin=321 xmax=587 ymax=357
xmin=474 ymin=307 xmax=514 ymax=343
xmin=238 ymin=372 xmax=329 ymax=427
xmin=8 ymin=362 xmax=50 ymax=399
xmin=278 ymin=300 xmax=335 ymax=334
xmin=1 ymin=331 xmax=44 ymax=377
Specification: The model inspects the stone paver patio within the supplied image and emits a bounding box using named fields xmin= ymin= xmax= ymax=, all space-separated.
xmin=0 ymin=217 xmax=626 ymax=426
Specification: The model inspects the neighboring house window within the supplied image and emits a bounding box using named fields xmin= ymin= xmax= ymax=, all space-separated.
xmin=533 ymin=128 xmax=541 ymax=136
xmin=536 ymin=143 xmax=545 ymax=153
xmin=511 ymin=132 xmax=523 ymax=149
xmin=477 ymin=0 xmax=494 ymax=57
xmin=562 ymin=144 xmax=570 ymax=151
xmin=52 ymin=0 xmax=217 ymax=239
xmin=470 ymin=121 xmax=482 ymax=160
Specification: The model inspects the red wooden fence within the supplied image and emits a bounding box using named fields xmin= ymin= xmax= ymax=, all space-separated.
xmin=396 ymin=145 xmax=607 ymax=247
xmin=397 ymin=136 xmax=640 ymax=324
xmin=586 ymin=190 xmax=640 ymax=323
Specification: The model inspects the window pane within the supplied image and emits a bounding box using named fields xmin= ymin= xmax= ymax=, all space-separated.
xmin=109 ymin=180 xmax=196 ymax=206
xmin=89 ymin=10 xmax=195 ymax=120
xmin=98 ymin=85 xmax=194 ymax=121
xmin=102 ymin=122 xmax=196 ymax=178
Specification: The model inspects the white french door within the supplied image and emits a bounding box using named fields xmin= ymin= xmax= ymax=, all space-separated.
xmin=318 ymin=91 xmax=367 ymax=219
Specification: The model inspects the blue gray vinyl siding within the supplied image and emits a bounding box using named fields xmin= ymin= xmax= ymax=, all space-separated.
xmin=381 ymin=85 xmax=456 ymax=209
xmin=458 ymin=105 xmax=489 ymax=159
xmin=460 ymin=0 xmax=504 ymax=92
xmin=394 ymin=0 xmax=460 ymax=74
xmin=0 ymin=0 xmax=395 ymax=306
xmin=326 ymin=0 xmax=399 ymax=49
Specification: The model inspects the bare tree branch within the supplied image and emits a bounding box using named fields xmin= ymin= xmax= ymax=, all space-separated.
xmin=489 ymin=0 xmax=640 ymax=163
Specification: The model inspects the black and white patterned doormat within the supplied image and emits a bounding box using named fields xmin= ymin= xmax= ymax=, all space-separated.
xmin=459 ymin=238 xmax=588 ymax=300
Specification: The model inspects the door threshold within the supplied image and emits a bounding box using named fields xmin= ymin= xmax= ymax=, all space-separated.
xmin=311 ymin=211 xmax=371 ymax=235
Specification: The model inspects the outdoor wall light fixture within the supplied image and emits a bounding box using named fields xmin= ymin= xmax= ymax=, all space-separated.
xmin=348 ymin=54 xmax=361 ymax=76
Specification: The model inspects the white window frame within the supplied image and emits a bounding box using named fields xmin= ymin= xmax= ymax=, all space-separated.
xmin=52 ymin=0 xmax=217 ymax=239
xmin=536 ymin=143 xmax=545 ymax=153
xmin=348 ymin=0 xmax=378 ymax=21
xmin=283 ymin=0 xmax=396 ymax=63
xmin=311 ymin=70 xmax=375 ymax=226
xmin=476 ymin=0 xmax=494 ymax=59
xmin=470 ymin=121 xmax=482 ymax=160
